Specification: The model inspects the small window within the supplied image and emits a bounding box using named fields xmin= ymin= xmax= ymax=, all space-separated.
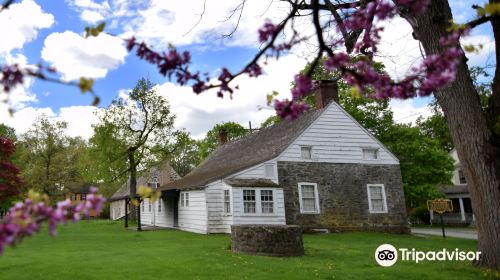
xmin=70 ymin=194 xmax=76 ymax=201
xmin=142 ymin=200 xmax=145 ymax=212
xmin=363 ymin=148 xmax=378 ymax=160
xmin=367 ymin=184 xmax=387 ymax=213
xmin=148 ymin=200 xmax=152 ymax=212
xmin=458 ymin=169 xmax=467 ymax=184
xmin=301 ymin=146 xmax=312 ymax=159
xmin=264 ymin=164 xmax=275 ymax=178
xmin=298 ymin=183 xmax=319 ymax=213
xmin=261 ymin=190 xmax=274 ymax=214
xmin=243 ymin=190 xmax=256 ymax=213
xmin=80 ymin=194 xmax=86 ymax=200
xmin=158 ymin=199 xmax=162 ymax=212
xmin=181 ymin=193 xmax=189 ymax=208
xmin=224 ymin=190 xmax=231 ymax=214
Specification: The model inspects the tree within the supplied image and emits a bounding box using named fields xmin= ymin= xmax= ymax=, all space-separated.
xmin=197 ymin=122 xmax=250 ymax=161
xmin=0 ymin=124 xmax=16 ymax=142
xmin=19 ymin=116 xmax=83 ymax=197
xmin=92 ymin=78 xmax=176 ymax=219
xmin=0 ymin=136 xmax=24 ymax=214
xmin=379 ymin=124 xmax=454 ymax=207
xmin=168 ymin=130 xmax=200 ymax=177
xmin=416 ymin=114 xmax=454 ymax=152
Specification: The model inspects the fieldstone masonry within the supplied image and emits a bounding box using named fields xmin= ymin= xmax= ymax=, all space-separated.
xmin=231 ymin=225 xmax=304 ymax=256
xmin=278 ymin=162 xmax=409 ymax=233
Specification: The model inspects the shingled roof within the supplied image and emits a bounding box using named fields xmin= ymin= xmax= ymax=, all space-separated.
xmin=160 ymin=108 xmax=325 ymax=190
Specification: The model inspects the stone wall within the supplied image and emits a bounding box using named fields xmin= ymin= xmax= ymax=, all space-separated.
xmin=278 ymin=162 xmax=409 ymax=233
xmin=231 ymin=225 xmax=304 ymax=256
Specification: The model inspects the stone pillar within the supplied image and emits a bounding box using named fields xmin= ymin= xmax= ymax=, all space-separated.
xmin=459 ymin=197 xmax=465 ymax=221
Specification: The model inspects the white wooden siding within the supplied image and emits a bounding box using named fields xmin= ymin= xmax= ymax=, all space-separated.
xmin=232 ymin=187 xmax=286 ymax=225
xmin=229 ymin=159 xmax=279 ymax=183
xmin=140 ymin=197 xmax=175 ymax=228
xmin=178 ymin=190 xmax=208 ymax=234
xmin=278 ymin=102 xmax=399 ymax=164
xmin=205 ymin=180 xmax=233 ymax=233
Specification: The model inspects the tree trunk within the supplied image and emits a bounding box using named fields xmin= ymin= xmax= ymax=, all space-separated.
xmin=399 ymin=0 xmax=500 ymax=269
xmin=128 ymin=149 xmax=137 ymax=222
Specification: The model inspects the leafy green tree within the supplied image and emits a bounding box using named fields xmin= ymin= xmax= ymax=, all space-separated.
xmin=0 ymin=124 xmax=16 ymax=141
xmin=167 ymin=130 xmax=200 ymax=177
xmin=92 ymin=78 xmax=176 ymax=218
xmin=416 ymin=114 xmax=454 ymax=152
xmin=379 ymin=124 xmax=454 ymax=207
xmin=198 ymin=122 xmax=249 ymax=161
xmin=18 ymin=116 xmax=84 ymax=197
xmin=300 ymin=57 xmax=394 ymax=138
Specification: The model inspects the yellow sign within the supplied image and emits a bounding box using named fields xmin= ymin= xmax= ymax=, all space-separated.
xmin=427 ymin=199 xmax=453 ymax=214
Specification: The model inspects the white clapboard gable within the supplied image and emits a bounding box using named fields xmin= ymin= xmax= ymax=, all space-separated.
xmin=278 ymin=102 xmax=399 ymax=164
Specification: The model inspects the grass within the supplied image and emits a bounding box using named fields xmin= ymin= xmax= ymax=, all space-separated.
xmin=0 ymin=220 xmax=497 ymax=280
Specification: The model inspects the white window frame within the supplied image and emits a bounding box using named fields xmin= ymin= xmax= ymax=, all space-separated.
xmin=223 ymin=189 xmax=231 ymax=214
xmin=158 ymin=199 xmax=162 ymax=212
xmin=180 ymin=192 xmax=189 ymax=208
xmin=241 ymin=189 xmax=276 ymax=216
xmin=243 ymin=189 xmax=257 ymax=214
xmin=148 ymin=199 xmax=152 ymax=212
xmin=362 ymin=148 xmax=379 ymax=160
xmin=367 ymin=184 xmax=388 ymax=214
xmin=298 ymin=183 xmax=320 ymax=214
xmin=300 ymin=146 xmax=312 ymax=160
xmin=260 ymin=189 xmax=274 ymax=214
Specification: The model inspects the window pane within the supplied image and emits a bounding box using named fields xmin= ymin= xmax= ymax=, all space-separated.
xmin=301 ymin=185 xmax=315 ymax=198
xmin=301 ymin=147 xmax=312 ymax=159
xmin=372 ymin=199 xmax=384 ymax=211
xmin=158 ymin=200 xmax=161 ymax=212
xmin=243 ymin=190 xmax=256 ymax=213
xmin=185 ymin=193 xmax=189 ymax=207
xmin=302 ymin=198 xmax=316 ymax=212
xmin=244 ymin=202 xmax=256 ymax=213
xmin=459 ymin=170 xmax=467 ymax=184
xmin=265 ymin=164 xmax=275 ymax=178
xmin=224 ymin=190 xmax=231 ymax=213
xmin=261 ymin=190 xmax=273 ymax=213
xmin=363 ymin=149 xmax=378 ymax=159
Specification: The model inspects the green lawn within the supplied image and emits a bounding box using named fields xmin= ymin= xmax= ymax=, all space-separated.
xmin=0 ymin=220 xmax=497 ymax=280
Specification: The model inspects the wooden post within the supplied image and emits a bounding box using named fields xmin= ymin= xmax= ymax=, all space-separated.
xmin=440 ymin=214 xmax=446 ymax=238
xmin=124 ymin=198 xmax=129 ymax=228
xmin=137 ymin=198 xmax=142 ymax=231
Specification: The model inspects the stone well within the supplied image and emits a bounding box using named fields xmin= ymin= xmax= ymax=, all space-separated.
xmin=231 ymin=224 xmax=304 ymax=257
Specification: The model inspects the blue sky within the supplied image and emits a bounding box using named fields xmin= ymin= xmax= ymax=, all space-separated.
xmin=0 ymin=0 xmax=495 ymax=139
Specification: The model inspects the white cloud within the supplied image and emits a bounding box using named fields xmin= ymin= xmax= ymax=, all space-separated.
xmin=41 ymin=31 xmax=128 ymax=80
xmin=0 ymin=54 xmax=37 ymax=111
xmin=155 ymin=54 xmax=307 ymax=139
xmin=390 ymin=99 xmax=433 ymax=125
xmin=120 ymin=0 xmax=292 ymax=47
xmin=1 ymin=105 xmax=100 ymax=139
xmin=80 ymin=10 xmax=105 ymax=23
xmin=0 ymin=0 xmax=54 ymax=54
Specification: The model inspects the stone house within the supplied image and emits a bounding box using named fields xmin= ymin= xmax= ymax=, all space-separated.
xmin=437 ymin=149 xmax=475 ymax=225
xmin=135 ymin=81 xmax=408 ymax=234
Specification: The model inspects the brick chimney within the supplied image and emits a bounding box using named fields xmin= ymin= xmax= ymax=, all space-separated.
xmin=314 ymin=80 xmax=339 ymax=109
xmin=218 ymin=129 xmax=228 ymax=145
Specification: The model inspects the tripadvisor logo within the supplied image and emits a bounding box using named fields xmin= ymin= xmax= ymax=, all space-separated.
xmin=374 ymin=244 xmax=481 ymax=267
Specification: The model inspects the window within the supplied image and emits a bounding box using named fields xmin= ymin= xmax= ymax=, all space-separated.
xmin=148 ymin=177 xmax=159 ymax=189
xmin=298 ymin=183 xmax=319 ymax=213
xmin=301 ymin=146 xmax=312 ymax=159
xmin=243 ymin=190 xmax=256 ymax=213
xmin=80 ymin=194 xmax=86 ymax=200
xmin=181 ymin=193 xmax=189 ymax=208
xmin=70 ymin=194 xmax=76 ymax=201
xmin=224 ymin=190 xmax=231 ymax=214
xmin=148 ymin=200 xmax=152 ymax=212
xmin=367 ymin=184 xmax=388 ymax=213
xmin=264 ymin=164 xmax=275 ymax=178
xmin=142 ymin=200 xmax=145 ymax=212
xmin=363 ymin=148 xmax=378 ymax=160
xmin=458 ymin=169 xmax=467 ymax=184
xmin=261 ymin=190 xmax=274 ymax=214
xmin=158 ymin=199 xmax=162 ymax=212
